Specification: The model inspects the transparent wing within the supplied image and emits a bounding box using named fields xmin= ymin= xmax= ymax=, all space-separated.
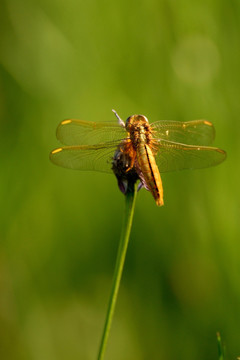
xmin=151 ymin=120 xmax=215 ymax=145
xmin=56 ymin=119 xmax=126 ymax=145
xmin=154 ymin=139 xmax=226 ymax=173
xmin=50 ymin=142 xmax=121 ymax=173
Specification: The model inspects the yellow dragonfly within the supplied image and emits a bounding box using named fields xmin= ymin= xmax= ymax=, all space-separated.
xmin=50 ymin=110 xmax=226 ymax=206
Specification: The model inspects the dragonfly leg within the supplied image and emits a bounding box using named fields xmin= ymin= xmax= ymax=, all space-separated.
xmin=112 ymin=109 xmax=125 ymax=128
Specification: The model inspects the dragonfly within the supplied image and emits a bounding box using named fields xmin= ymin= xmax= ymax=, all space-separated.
xmin=50 ymin=110 xmax=226 ymax=206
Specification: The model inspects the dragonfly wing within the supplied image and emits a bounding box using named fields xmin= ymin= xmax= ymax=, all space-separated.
xmin=50 ymin=142 xmax=121 ymax=173
xmin=56 ymin=119 xmax=126 ymax=145
xmin=151 ymin=120 xmax=215 ymax=145
xmin=154 ymin=139 xmax=226 ymax=173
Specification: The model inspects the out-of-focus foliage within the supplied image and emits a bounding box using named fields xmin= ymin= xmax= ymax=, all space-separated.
xmin=0 ymin=0 xmax=239 ymax=359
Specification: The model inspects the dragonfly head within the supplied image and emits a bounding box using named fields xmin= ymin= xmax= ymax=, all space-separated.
xmin=125 ymin=114 xmax=149 ymax=130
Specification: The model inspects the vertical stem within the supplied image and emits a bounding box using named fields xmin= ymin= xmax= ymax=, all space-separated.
xmin=216 ymin=332 xmax=225 ymax=360
xmin=97 ymin=186 xmax=137 ymax=360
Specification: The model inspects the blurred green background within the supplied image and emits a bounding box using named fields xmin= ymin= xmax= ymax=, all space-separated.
xmin=0 ymin=0 xmax=239 ymax=359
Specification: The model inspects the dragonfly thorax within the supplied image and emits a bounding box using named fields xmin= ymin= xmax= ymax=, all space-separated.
xmin=125 ymin=114 xmax=152 ymax=148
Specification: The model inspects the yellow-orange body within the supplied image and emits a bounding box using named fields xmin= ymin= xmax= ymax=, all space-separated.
xmin=125 ymin=115 xmax=164 ymax=206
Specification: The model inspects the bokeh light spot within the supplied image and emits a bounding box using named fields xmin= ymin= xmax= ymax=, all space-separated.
xmin=171 ymin=35 xmax=220 ymax=85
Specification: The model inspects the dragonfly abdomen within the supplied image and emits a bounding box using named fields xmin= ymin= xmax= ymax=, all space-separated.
xmin=137 ymin=144 xmax=164 ymax=206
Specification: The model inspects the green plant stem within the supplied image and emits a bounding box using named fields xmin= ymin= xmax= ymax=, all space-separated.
xmin=217 ymin=332 xmax=225 ymax=360
xmin=97 ymin=185 xmax=137 ymax=360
